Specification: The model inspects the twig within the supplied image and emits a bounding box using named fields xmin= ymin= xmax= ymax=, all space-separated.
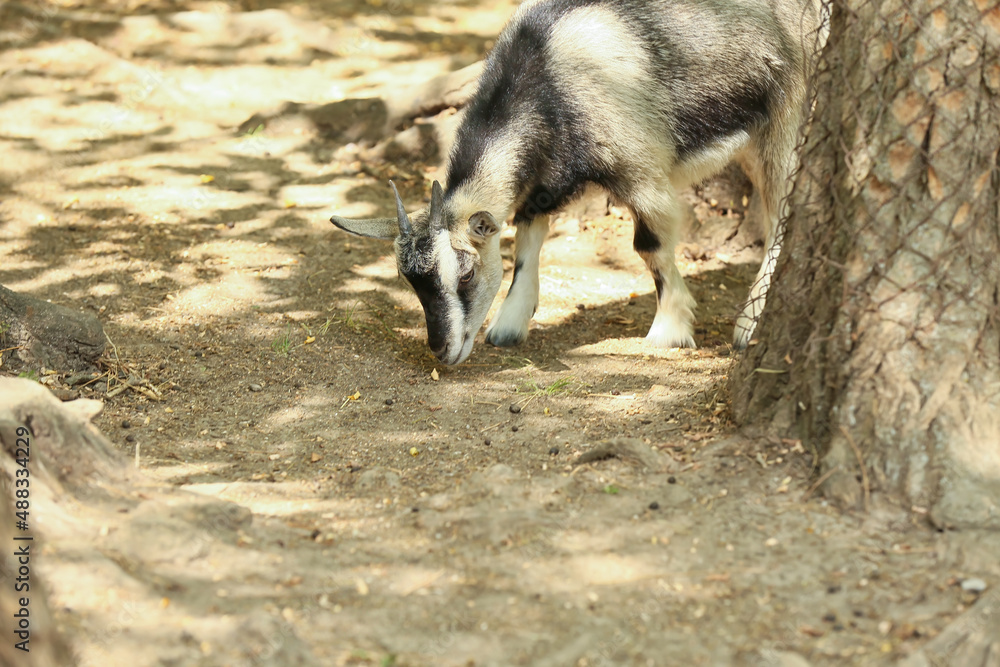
xmin=480 ymin=422 xmax=503 ymax=433
xmin=800 ymin=465 xmax=840 ymax=502
xmin=104 ymin=331 xmax=121 ymax=362
xmin=840 ymin=426 xmax=870 ymax=513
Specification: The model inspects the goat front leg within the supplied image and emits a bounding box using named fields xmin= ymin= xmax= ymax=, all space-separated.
xmin=485 ymin=214 xmax=549 ymax=347
xmin=631 ymin=195 xmax=696 ymax=348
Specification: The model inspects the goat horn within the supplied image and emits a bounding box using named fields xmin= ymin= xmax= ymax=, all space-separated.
xmin=388 ymin=180 xmax=411 ymax=236
xmin=429 ymin=180 xmax=446 ymax=232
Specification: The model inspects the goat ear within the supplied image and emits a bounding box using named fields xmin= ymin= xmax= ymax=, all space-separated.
xmin=330 ymin=216 xmax=398 ymax=240
xmin=468 ymin=211 xmax=500 ymax=243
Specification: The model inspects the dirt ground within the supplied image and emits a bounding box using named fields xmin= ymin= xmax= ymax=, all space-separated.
xmin=1 ymin=2 xmax=998 ymax=666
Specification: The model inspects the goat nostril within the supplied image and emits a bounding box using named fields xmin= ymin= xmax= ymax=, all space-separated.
xmin=432 ymin=343 xmax=450 ymax=358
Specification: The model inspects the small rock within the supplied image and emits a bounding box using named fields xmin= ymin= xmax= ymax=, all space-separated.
xmin=548 ymin=446 xmax=559 ymax=456
xmin=611 ymin=389 xmax=621 ymax=396
xmin=121 ymin=420 xmax=132 ymax=429
xmin=65 ymin=372 xmax=95 ymax=386
xmin=248 ymin=383 xmax=263 ymax=392
xmin=822 ymin=613 xmax=837 ymax=623
xmin=484 ymin=438 xmax=492 ymax=446
xmin=512 ymin=425 xmax=519 ymax=432
xmin=668 ymin=476 xmax=677 ymax=484
xmin=961 ymin=578 xmax=987 ymax=593
xmin=125 ymin=434 xmax=135 ymax=443
xmin=648 ymin=501 xmax=660 ymax=510
xmin=194 ymin=350 xmax=203 ymax=358
xmin=509 ymin=404 xmax=521 ymax=414
xmin=49 ymin=388 xmax=80 ymax=402
xmin=385 ymin=398 xmax=394 ymax=405
xmin=827 ymin=585 xmax=842 ymax=594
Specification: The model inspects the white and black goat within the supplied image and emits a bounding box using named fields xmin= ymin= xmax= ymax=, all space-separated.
xmin=330 ymin=0 xmax=825 ymax=365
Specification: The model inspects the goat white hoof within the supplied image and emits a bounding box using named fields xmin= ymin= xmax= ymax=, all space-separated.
xmin=485 ymin=295 xmax=536 ymax=348
xmin=485 ymin=324 xmax=528 ymax=348
xmin=733 ymin=314 xmax=756 ymax=350
xmin=645 ymin=315 xmax=696 ymax=349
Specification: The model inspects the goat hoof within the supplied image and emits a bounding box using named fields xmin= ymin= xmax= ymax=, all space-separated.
xmin=485 ymin=329 xmax=526 ymax=348
xmin=733 ymin=317 xmax=756 ymax=350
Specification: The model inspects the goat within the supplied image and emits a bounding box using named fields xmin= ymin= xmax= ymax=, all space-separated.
xmin=330 ymin=0 xmax=825 ymax=365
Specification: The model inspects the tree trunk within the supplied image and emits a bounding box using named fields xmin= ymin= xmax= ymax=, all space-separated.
xmin=0 ymin=284 xmax=105 ymax=372
xmin=731 ymin=0 xmax=1000 ymax=529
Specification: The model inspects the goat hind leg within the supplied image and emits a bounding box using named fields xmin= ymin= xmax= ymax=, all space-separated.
xmin=734 ymin=136 xmax=794 ymax=349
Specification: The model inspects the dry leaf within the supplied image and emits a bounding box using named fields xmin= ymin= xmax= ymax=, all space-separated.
xmin=430 ymin=369 xmax=440 ymax=381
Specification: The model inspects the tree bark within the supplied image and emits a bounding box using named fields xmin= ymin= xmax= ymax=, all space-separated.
xmin=0 ymin=284 xmax=105 ymax=372
xmin=731 ymin=0 xmax=1000 ymax=529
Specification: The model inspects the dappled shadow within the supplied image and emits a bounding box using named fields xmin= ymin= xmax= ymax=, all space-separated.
xmin=4 ymin=4 xmax=936 ymax=667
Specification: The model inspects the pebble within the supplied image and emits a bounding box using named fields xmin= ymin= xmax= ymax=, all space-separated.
xmin=121 ymin=420 xmax=132 ymax=429
xmin=484 ymin=439 xmax=492 ymax=446
xmin=668 ymin=476 xmax=677 ymax=484
xmin=961 ymin=578 xmax=987 ymax=593
xmin=65 ymin=372 xmax=93 ymax=386
xmin=509 ymin=404 xmax=521 ymax=414
xmin=248 ymin=383 xmax=263 ymax=392
xmin=548 ymin=446 xmax=559 ymax=456
xmin=822 ymin=613 xmax=837 ymax=623
xmin=648 ymin=501 xmax=660 ymax=510
xmin=125 ymin=434 xmax=135 ymax=443
xmin=511 ymin=425 xmax=519 ymax=432
xmin=385 ymin=398 xmax=394 ymax=405
xmin=610 ymin=389 xmax=621 ymax=396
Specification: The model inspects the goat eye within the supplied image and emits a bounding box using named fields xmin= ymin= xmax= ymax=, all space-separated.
xmin=459 ymin=269 xmax=475 ymax=285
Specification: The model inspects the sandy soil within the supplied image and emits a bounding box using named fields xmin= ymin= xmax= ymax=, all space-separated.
xmin=1 ymin=2 xmax=997 ymax=666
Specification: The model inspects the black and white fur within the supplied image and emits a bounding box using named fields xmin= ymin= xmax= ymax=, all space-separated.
xmin=331 ymin=0 xmax=825 ymax=366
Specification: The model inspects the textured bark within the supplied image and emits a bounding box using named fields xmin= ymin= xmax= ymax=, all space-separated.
xmin=0 ymin=284 xmax=105 ymax=372
xmin=732 ymin=0 xmax=1000 ymax=528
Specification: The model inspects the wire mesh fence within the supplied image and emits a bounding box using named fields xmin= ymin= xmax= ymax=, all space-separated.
xmin=747 ymin=0 xmax=999 ymax=361
xmin=733 ymin=0 xmax=1000 ymax=518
